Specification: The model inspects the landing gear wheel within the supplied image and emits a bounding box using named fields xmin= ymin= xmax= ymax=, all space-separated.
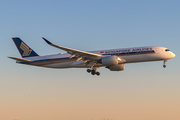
xmin=87 ymin=69 xmax=91 ymax=73
xmin=96 ymin=72 xmax=100 ymax=76
xmin=91 ymin=69 xmax=96 ymax=75
xmin=163 ymin=60 xmax=167 ymax=68
xmin=87 ymin=67 xmax=100 ymax=76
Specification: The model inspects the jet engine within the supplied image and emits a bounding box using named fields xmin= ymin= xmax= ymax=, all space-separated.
xmin=100 ymin=56 xmax=119 ymax=66
xmin=106 ymin=64 xmax=125 ymax=71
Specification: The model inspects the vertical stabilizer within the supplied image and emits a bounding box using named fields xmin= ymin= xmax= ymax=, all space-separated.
xmin=12 ymin=37 xmax=39 ymax=58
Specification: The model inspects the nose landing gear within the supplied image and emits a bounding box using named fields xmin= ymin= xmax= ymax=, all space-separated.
xmin=163 ymin=60 xmax=167 ymax=68
xmin=87 ymin=68 xmax=100 ymax=76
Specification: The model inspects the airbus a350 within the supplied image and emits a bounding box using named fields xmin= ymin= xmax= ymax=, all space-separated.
xmin=9 ymin=37 xmax=175 ymax=76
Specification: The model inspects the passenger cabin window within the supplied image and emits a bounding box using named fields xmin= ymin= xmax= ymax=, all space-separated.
xmin=165 ymin=49 xmax=170 ymax=52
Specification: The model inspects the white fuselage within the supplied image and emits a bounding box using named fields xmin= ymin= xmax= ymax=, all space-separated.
xmin=18 ymin=46 xmax=175 ymax=69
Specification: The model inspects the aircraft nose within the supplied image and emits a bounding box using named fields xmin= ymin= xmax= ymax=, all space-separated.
xmin=171 ymin=52 xmax=176 ymax=58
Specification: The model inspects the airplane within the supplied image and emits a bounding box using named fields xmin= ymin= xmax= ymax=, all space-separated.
xmin=9 ymin=37 xmax=175 ymax=76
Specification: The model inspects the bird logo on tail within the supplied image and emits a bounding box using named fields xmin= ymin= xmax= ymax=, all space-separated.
xmin=20 ymin=42 xmax=32 ymax=57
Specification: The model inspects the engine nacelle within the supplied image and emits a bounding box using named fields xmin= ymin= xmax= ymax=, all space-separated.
xmin=101 ymin=56 xmax=119 ymax=66
xmin=106 ymin=64 xmax=125 ymax=71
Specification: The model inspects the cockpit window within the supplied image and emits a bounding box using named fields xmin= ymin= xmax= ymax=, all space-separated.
xmin=165 ymin=49 xmax=170 ymax=51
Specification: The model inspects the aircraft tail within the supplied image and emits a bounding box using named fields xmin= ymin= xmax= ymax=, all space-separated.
xmin=12 ymin=37 xmax=39 ymax=58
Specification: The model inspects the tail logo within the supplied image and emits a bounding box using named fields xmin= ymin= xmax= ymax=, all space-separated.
xmin=20 ymin=42 xmax=32 ymax=56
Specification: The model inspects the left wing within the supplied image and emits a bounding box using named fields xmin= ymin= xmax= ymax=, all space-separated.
xmin=42 ymin=37 xmax=102 ymax=63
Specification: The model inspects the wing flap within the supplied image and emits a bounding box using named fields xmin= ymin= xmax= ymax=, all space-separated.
xmin=8 ymin=57 xmax=31 ymax=62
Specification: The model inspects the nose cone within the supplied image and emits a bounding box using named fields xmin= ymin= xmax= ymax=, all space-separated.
xmin=171 ymin=52 xmax=176 ymax=58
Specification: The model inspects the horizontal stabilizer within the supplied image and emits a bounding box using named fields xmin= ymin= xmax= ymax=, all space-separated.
xmin=8 ymin=57 xmax=31 ymax=62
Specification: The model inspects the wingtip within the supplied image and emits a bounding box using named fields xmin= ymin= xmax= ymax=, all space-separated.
xmin=42 ymin=37 xmax=52 ymax=44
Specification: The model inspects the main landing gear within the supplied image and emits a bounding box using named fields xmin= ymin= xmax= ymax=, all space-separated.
xmin=163 ymin=60 xmax=167 ymax=68
xmin=87 ymin=68 xmax=100 ymax=76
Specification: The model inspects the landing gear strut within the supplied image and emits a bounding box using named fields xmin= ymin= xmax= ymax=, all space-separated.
xmin=87 ymin=68 xmax=100 ymax=76
xmin=163 ymin=60 xmax=167 ymax=68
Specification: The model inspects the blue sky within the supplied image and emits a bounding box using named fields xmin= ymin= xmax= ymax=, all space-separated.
xmin=0 ymin=1 xmax=180 ymax=120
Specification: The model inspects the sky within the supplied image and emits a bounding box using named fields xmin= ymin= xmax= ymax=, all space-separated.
xmin=0 ymin=0 xmax=180 ymax=120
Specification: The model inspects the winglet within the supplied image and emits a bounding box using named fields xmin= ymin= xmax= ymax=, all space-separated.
xmin=42 ymin=37 xmax=52 ymax=45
